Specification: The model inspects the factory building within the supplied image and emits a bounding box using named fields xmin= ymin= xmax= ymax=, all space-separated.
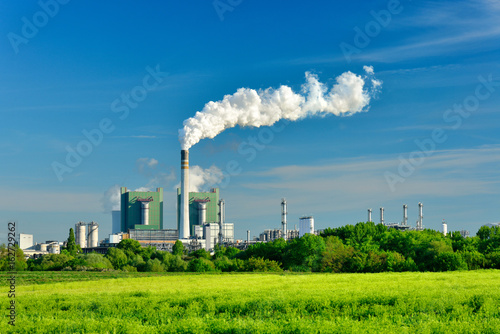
xmin=17 ymin=233 xmax=33 ymax=250
xmin=202 ymin=222 xmax=234 ymax=250
xmin=120 ymin=187 xmax=163 ymax=232
xmin=177 ymin=188 xmax=220 ymax=236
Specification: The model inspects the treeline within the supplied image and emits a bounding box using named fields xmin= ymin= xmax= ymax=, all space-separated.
xmin=2 ymin=223 xmax=500 ymax=273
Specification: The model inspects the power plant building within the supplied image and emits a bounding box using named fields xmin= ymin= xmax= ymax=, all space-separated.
xmin=120 ymin=187 xmax=163 ymax=232
xmin=177 ymin=188 xmax=220 ymax=236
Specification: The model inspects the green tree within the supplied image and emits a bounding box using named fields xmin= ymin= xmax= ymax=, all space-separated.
xmin=188 ymin=258 xmax=215 ymax=272
xmin=65 ymin=228 xmax=78 ymax=256
xmin=172 ymin=240 xmax=184 ymax=256
xmin=106 ymin=247 xmax=128 ymax=269
xmin=117 ymin=239 xmax=142 ymax=257
xmin=146 ymin=258 xmax=165 ymax=272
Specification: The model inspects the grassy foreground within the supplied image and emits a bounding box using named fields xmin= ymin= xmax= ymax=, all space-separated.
xmin=2 ymin=270 xmax=500 ymax=333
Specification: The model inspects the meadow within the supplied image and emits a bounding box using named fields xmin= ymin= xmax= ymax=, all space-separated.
xmin=1 ymin=270 xmax=500 ymax=333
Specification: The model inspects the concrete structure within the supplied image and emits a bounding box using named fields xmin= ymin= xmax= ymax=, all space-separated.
xmin=367 ymin=209 xmax=372 ymax=222
xmin=17 ymin=233 xmax=33 ymax=250
xmin=180 ymin=150 xmax=190 ymax=239
xmin=281 ymin=199 xmax=287 ymax=241
xmin=177 ymin=188 xmax=220 ymax=237
xmin=87 ymin=221 xmax=99 ymax=248
xmin=442 ymin=220 xmax=448 ymax=236
xmin=112 ymin=210 xmax=121 ymax=234
xmin=75 ymin=222 xmax=87 ymax=249
xmin=299 ymin=216 xmax=314 ymax=237
xmin=120 ymin=187 xmax=163 ymax=232
xmin=247 ymin=230 xmax=250 ymax=243
xmin=380 ymin=207 xmax=384 ymax=224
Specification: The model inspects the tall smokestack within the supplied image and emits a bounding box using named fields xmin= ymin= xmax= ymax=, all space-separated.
xmin=368 ymin=208 xmax=372 ymax=222
xmin=380 ymin=207 xmax=384 ymax=225
xmin=281 ymin=199 xmax=287 ymax=241
xmin=180 ymin=150 xmax=190 ymax=238
xmin=403 ymin=204 xmax=408 ymax=226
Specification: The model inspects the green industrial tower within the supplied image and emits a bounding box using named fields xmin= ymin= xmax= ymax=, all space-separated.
xmin=177 ymin=188 xmax=219 ymax=236
xmin=121 ymin=187 xmax=163 ymax=232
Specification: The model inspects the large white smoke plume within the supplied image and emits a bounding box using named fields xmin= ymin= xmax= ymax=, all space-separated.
xmin=174 ymin=165 xmax=223 ymax=192
xmin=179 ymin=66 xmax=381 ymax=149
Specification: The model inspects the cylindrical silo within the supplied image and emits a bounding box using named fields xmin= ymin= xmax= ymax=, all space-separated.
xmin=76 ymin=222 xmax=87 ymax=249
xmin=299 ymin=216 xmax=314 ymax=237
xmin=87 ymin=221 xmax=99 ymax=248
xmin=198 ymin=202 xmax=207 ymax=226
xmin=141 ymin=201 xmax=150 ymax=226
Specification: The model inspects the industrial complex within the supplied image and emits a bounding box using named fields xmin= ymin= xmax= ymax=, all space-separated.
xmin=15 ymin=149 xmax=477 ymax=257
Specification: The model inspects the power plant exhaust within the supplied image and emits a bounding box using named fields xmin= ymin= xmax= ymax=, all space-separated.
xmin=180 ymin=150 xmax=190 ymax=238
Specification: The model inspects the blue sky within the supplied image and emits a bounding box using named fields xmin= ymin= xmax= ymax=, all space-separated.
xmin=1 ymin=0 xmax=500 ymax=243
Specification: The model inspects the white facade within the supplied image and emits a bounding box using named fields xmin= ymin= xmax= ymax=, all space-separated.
xmin=18 ymin=233 xmax=33 ymax=250
xmin=194 ymin=225 xmax=204 ymax=239
xmin=203 ymin=223 xmax=234 ymax=250
xmin=299 ymin=216 xmax=314 ymax=237
xmin=109 ymin=233 xmax=123 ymax=244
xmin=222 ymin=223 xmax=234 ymax=243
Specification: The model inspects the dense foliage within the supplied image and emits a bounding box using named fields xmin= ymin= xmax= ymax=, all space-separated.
xmin=4 ymin=223 xmax=500 ymax=273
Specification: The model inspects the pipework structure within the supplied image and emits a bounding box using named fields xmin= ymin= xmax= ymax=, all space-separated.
xmin=218 ymin=199 xmax=225 ymax=245
xmin=402 ymin=204 xmax=408 ymax=226
xmin=416 ymin=202 xmax=424 ymax=231
xmin=281 ymin=198 xmax=287 ymax=241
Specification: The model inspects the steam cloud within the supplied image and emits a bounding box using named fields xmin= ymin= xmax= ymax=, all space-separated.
xmin=179 ymin=66 xmax=381 ymax=149
xmin=174 ymin=165 xmax=223 ymax=193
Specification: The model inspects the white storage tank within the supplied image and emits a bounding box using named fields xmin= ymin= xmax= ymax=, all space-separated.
xmin=47 ymin=243 xmax=60 ymax=254
xmin=299 ymin=216 xmax=314 ymax=237
xmin=87 ymin=221 xmax=99 ymax=248
xmin=76 ymin=222 xmax=87 ymax=249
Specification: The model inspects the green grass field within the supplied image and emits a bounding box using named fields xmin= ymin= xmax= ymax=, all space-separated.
xmin=1 ymin=270 xmax=500 ymax=333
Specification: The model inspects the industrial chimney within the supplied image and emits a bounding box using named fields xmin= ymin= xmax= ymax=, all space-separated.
xmin=368 ymin=208 xmax=372 ymax=222
xmin=380 ymin=207 xmax=384 ymax=225
xmin=403 ymin=204 xmax=408 ymax=226
xmin=416 ymin=202 xmax=423 ymax=231
xmin=281 ymin=199 xmax=287 ymax=241
xmin=180 ymin=150 xmax=190 ymax=239
xmin=442 ymin=220 xmax=447 ymax=236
